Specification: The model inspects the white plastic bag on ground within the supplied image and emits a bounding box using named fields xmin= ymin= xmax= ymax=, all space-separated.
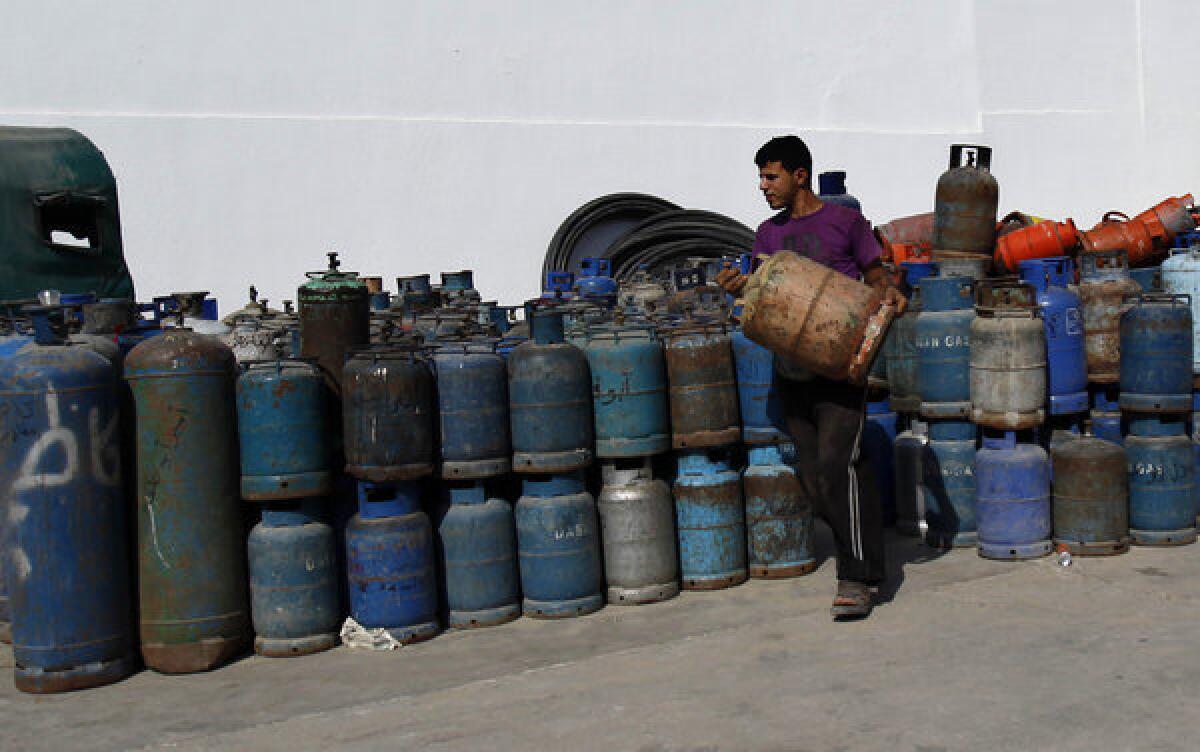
xmin=339 ymin=617 xmax=402 ymax=651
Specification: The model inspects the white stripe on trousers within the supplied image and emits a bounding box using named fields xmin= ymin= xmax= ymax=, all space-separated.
xmin=847 ymin=400 xmax=866 ymax=560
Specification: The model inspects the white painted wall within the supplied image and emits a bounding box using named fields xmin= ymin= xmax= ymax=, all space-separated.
xmin=2 ymin=0 xmax=1197 ymax=309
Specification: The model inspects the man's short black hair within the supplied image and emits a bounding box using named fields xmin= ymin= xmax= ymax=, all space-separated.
xmin=755 ymin=135 xmax=813 ymax=175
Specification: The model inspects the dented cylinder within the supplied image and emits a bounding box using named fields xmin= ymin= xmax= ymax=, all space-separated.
xmin=1078 ymin=250 xmax=1141 ymax=384
xmin=673 ymin=449 xmax=748 ymax=590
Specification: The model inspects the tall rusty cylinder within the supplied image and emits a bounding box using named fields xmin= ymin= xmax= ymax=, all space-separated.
xmin=1126 ymin=415 xmax=1196 ymax=546
xmin=673 ymin=448 xmax=748 ymax=589
xmin=662 ymin=319 xmax=741 ymax=449
xmin=932 ymin=144 xmax=999 ymax=256
xmin=1119 ymin=294 xmax=1193 ymax=413
xmin=886 ymin=261 xmax=939 ymax=413
xmin=1080 ymin=213 xmax=1158 ymax=268
xmin=1 ymin=309 xmax=135 ymax=693
xmin=917 ymin=275 xmax=975 ymax=419
xmin=740 ymin=250 xmax=893 ymax=386
xmin=970 ymin=280 xmax=1046 ymax=430
xmin=247 ymin=500 xmax=340 ymax=657
xmin=432 ymin=342 xmax=511 ymax=479
xmin=1078 ymin=250 xmax=1141 ymax=384
xmin=236 ymin=359 xmax=331 ymax=500
xmin=125 ymin=328 xmax=250 ymax=673
xmin=743 ymin=444 xmax=816 ymax=578
xmin=1051 ymin=437 xmax=1130 ymax=555
xmin=508 ymin=309 xmax=594 ymax=472
xmin=994 ymin=219 xmax=1080 ymax=273
xmin=342 ymin=347 xmax=435 ymax=481
xmin=298 ymin=251 xmax=369 ymax=393
xmin=596 ymin=458 xmax=680 ymax=605
xmin=585 ymin=323 xmax=671 ymax=457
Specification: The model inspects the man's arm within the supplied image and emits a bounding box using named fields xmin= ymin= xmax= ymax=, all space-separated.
xmin=862 ymin=260 xmax=907 ymax=314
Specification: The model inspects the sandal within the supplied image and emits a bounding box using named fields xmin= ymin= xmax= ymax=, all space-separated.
xmin=831 ymin=580 xmax=873 ymax=620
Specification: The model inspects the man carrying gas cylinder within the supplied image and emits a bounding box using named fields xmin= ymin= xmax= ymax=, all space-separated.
xmin=716 ymin=135 xmax=907 ymax=619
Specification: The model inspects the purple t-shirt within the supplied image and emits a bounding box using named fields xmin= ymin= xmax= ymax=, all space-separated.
xmin=752 ymin=203 xmax=882 ymax=280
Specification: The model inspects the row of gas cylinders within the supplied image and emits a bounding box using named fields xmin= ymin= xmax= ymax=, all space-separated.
xmin=879 ymin=249 xmax=1197 ymax=428
xmin=870 ymin=142 xmax=1197 ymax=276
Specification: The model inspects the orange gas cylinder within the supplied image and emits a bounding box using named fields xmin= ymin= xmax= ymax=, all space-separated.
xmin=1080 ymin=212 xmax=1159 ymax=267
xmin=1132 ymin=194 xmax=1195 ymax=245
xmin=876 ymin=212 xmax=934 ymax=260
xmin=994 ymin=219 xmax=1080 ymax=272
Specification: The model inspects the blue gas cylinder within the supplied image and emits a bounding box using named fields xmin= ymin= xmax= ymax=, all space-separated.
xmin=917 ymin=276 xmax=975 ymax=419
xmin=575 ymin=257 xmax=618 ymax=307
xmin=885 ymin=261 xmax=939 ymax=413
xmin=1119 ymin=293 xmax=1194 ymax=413
xmin=673 ymin=448 xmax=748 ymax=589
xmin=433 ymin=342 xmax=511 ymax=479
xmin=864 ymin=399 xmax=898 ymax=526
xmin=816 ymin=171 xmax=861 ymax=212
xmin=1090 ymin=385 xmax=1124 ymax=445
xmin=730 ymin=329 xmax=788 ymax=445
xmin=247 ymin=500 xmax=340 ymax=657
xmin=0 ymin=309 xmax=135 ymax=692
xmin=542 ymin=271 xmax=575 ymax=301
xmin=368 ymin=292 xmax=391 ymax=311
xmin=438 ymin=480 xmax=521 ymax=628
xmin=922 ymin=419 xmax=978 ymax=548
xmin=1130 ymin=266 xmax=1163 ymax=292
xmin=1161 ymin=247 xmax=1200 ymax=375
xmin=0 ymin=326 xmax=32 ymax=643
xmin=1019 ymin=257 xmax=1088 ymax=415
xmin=237 ymin=359 xmax=331 ymax=500
xmin=345 ymin=481 xmax=440 ymax=642
xmin=514 ymin=472 xmax=604 ymax=618
xmin=975 ymin=430 xmax=1052 ymax=560
xmin=398 ymin=274 xmax=436 ymax=311
xmin=743 ymin=444 xmax=815 ymax=578
xmin=1126 ymin=415 xmax=1196 ymax=545
xmin=509 ymin=309 xmax=594 ymax=473
xmin=585 ymin=323 xmax=670 ymax=457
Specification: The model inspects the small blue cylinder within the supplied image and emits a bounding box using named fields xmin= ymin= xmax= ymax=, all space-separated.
xmin=585 ymin=324 xmax=671 ymax=457
xmin=1119 ymin=293 xmax=1194 ymax=413
xmin=743 ymin=444 xmax=815 ymax=577
xmin=864 ymin=399 xmax=898 ymax=526
xmin=1126 ymin=415 xmax=1196 ymax=545
xmin=673 ymin=449 xmax=748 ymax=589
xmin=248 ymin=500 xmax=340 ymax=657
xmin=438 ymin=480 xmax=521 ymax=628
xmin=575 ymin=257 xmax=618 ymax=306
xmin=515 ymin=472 xmax=604 ymax=618
xmin=1090 ymin=385 xmax=1124 ymax=444
xmin=731 ymin=329 xmax=789 ymax=445
xmin=1019 ymin=257 xmax=1088 ymax=415
xmin=816 ymin=171 xmax=861 ymax=211
xmin=345 ymin=481 xmax=440 ymax=642
xmin=975 ymin=431 xmax=1052 ymax=560
xmin=923 ymin=419 xmax=978 ymax=548
xmin=433 ymin=343 xmax=512 ymax=479
xmin=917 ymin=276 xmax=975 ymax=418
xmin=237 ymin=359 xmax=331 ymax=500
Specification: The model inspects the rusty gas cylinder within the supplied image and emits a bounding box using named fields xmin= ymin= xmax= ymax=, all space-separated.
xmin=1132 ymin=195 xmax=1196 ymax=246
xmin=875 ymin=212 xmax=935 ymax=260
xmin=661 ymin=318 xmax=740 ymax=449
xmin=1051 ymin=437 xmax=1130 ymax=555
xmin=932 ymin=144 xmax=999 ymax=255
xmin=1080 ymin=212 xmax=1159 ymax=268
xmin=970 ymin=279 xmax=1046 ymax=430
xmin=994 ymin=219 xmax=1080 ymax=273
xmin=740 ymin=251 xmax=893 ymax=386
xmin=1078 ymin=250 xmax=1142 ymax=383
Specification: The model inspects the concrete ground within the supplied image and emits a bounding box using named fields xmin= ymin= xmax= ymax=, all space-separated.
xmin=3 ymin=529 xmax=1198 ymax=752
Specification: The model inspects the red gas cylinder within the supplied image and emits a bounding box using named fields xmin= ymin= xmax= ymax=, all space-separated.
xmin=876 ymin=212 xmax=934 ymax=260
xmin=994 ymin=219 xmax=1080 ymax=272
xmin=1080 ymin=212 xmax=1158 ymax=267
xmin=1131 ymin=194 xmax=1195 ymax=245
